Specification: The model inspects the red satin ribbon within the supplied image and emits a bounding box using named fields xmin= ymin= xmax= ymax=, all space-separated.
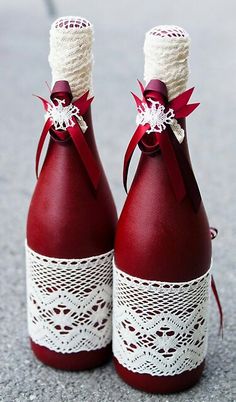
xmin=210 ymin=227 xmax=224 ymax=337
xmin=211 ymin=275 xmax=224 ymax=337
xmin=35 ymin=91 xmax=101 ymax=190
xmin=123 ymin=79 xmax=201 ymax=212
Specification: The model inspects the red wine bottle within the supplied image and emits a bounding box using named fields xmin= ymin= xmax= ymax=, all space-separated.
xmin=26 ymin=17 xmax=117 ymax=371
xmin=113 ymin=25 xmax=212 ymax=393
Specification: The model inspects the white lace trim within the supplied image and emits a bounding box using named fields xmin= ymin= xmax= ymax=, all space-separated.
xmin=46 ymin=98 xmax=87 ymax=133
xmin=113 ymin=263 xmax=211 ymax=376
xmin=136 ymin=99 xmax=175 ymax=134
xmin=49 ymin=16 xmax=93 ymax=100
xmin=26 ymin=244 xmax=113 ymax=354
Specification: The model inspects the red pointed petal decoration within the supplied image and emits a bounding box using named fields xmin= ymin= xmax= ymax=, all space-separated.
xmin=81 ymin=96 xmax=94 ymax=116
xmin=73 ymin=90 xmax=89 ymax=106
xmin=73 ymin=91 xmax=93 ymax=115
xmin=34 ymin=95 xmax=52 ymax=112
xmin=131 ymin=92 xmax=143 ymax=108
xmin=137 ymin=79 xmax=145 ymax=95
xmin=169 ymin=87 xmax=195 ymax=112
xmin=175 ymin=103 xmax=200 ymax=119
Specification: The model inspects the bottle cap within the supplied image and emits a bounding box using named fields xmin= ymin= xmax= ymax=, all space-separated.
xmin=144 ymin=79 xmax=168 ymax=103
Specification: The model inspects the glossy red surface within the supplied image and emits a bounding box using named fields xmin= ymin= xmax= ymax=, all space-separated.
xmin=27 ymin=106 xmax=117 ymax=370
xmin=31 ymin=340 xmax=112 ymax=371
xmin=114 ymin=120 xmax=211 ymax=392
xmin=114 ymin=358 xmax=205 ymax=394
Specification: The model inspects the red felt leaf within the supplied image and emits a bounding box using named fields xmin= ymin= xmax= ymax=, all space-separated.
xmin=131 ymin=92 xmax=143 ymax=108
xmin=169 ymin=87 xmax=195 ymax=112
xmin=137 ymin=79 xmax=145 ymax=95
xmin=73 ymin=91 xmax=93 ymax=116
xmin=33 ymin=95 xmax=52 ymax=112
xmin=175 ymin=103 xmax=200 ymax=119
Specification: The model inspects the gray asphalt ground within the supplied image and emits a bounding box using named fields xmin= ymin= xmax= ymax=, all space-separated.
xmin=0 ymin=1 xmax=235 ymax=401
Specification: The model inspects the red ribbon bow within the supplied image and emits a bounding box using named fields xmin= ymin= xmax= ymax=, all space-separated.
xmin=123 ymin=79 xmax=202 ymax=212
xmin=35 ymin=89 xmax=101 ymax=190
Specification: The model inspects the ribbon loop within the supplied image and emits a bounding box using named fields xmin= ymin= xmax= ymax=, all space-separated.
xmin=35 ymin=85 xmax=100 ymax=190
xmin=124 ymin=79 xmax=201 ymax=212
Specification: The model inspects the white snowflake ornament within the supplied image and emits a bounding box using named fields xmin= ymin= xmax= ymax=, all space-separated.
xmin=46 ymin=98 xmax=86 ymax=131
xmin=136 ymin=98 xmax=175 ymax=134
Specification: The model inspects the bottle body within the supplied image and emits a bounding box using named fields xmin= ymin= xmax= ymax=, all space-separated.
xmin=26 ymin=108 xmax=117 ymax=370
xmin=113 ymin=124 xmax=212 ymax=392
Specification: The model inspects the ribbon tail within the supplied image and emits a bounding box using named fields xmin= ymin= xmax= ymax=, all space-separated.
xmin=211 ymin=275 xmax=224 ymax=338
xmin=67 ymin=124 xmax=101 ymax=190
xmin=35 ymin=118 xmax=53 ymax=178
xmin=159 ymin=131 xmax=186 ymax=202
xmin=169 ymin=134 xmax=202 ymax=212
xmin=123 ymin=124 xmax=149 ymax=192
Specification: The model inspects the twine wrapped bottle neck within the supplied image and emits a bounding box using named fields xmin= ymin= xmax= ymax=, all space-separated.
xmin=48 ymin=16 xmax=94 ymax=101
xmin=141 ymin=25 xmax=190 ymax=153
xmin=144 ymin=25 xmax=190 ymax=100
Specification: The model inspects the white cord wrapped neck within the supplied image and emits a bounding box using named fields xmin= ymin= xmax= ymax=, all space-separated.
xmin=144 ymin=25 xmax=190 ymax=100
xmin=48 ymin=16 xmax=93 ymax=100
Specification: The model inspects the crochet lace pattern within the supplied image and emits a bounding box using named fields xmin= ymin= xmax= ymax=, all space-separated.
xmin=144 ymin=25 xmax=190 ymax=101
xmin=113 ymin=263 xmax=211 ymax=376
xmin=48 ymin=16 xmax=93 ymax=100
xmin=26 ymin=244 xmax=113 ymax=354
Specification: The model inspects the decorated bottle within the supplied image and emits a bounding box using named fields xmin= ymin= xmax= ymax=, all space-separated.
xmin=26 ymin=17 xmax=117 ymax=370
xmin=113 ymin=26 xmax=212 ymax=393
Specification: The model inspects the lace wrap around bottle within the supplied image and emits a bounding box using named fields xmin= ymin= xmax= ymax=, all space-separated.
xmin=113 ymin=263 xmax=211 ymax=376
xmin=26 ymin=244 xmax=113 ymax=354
